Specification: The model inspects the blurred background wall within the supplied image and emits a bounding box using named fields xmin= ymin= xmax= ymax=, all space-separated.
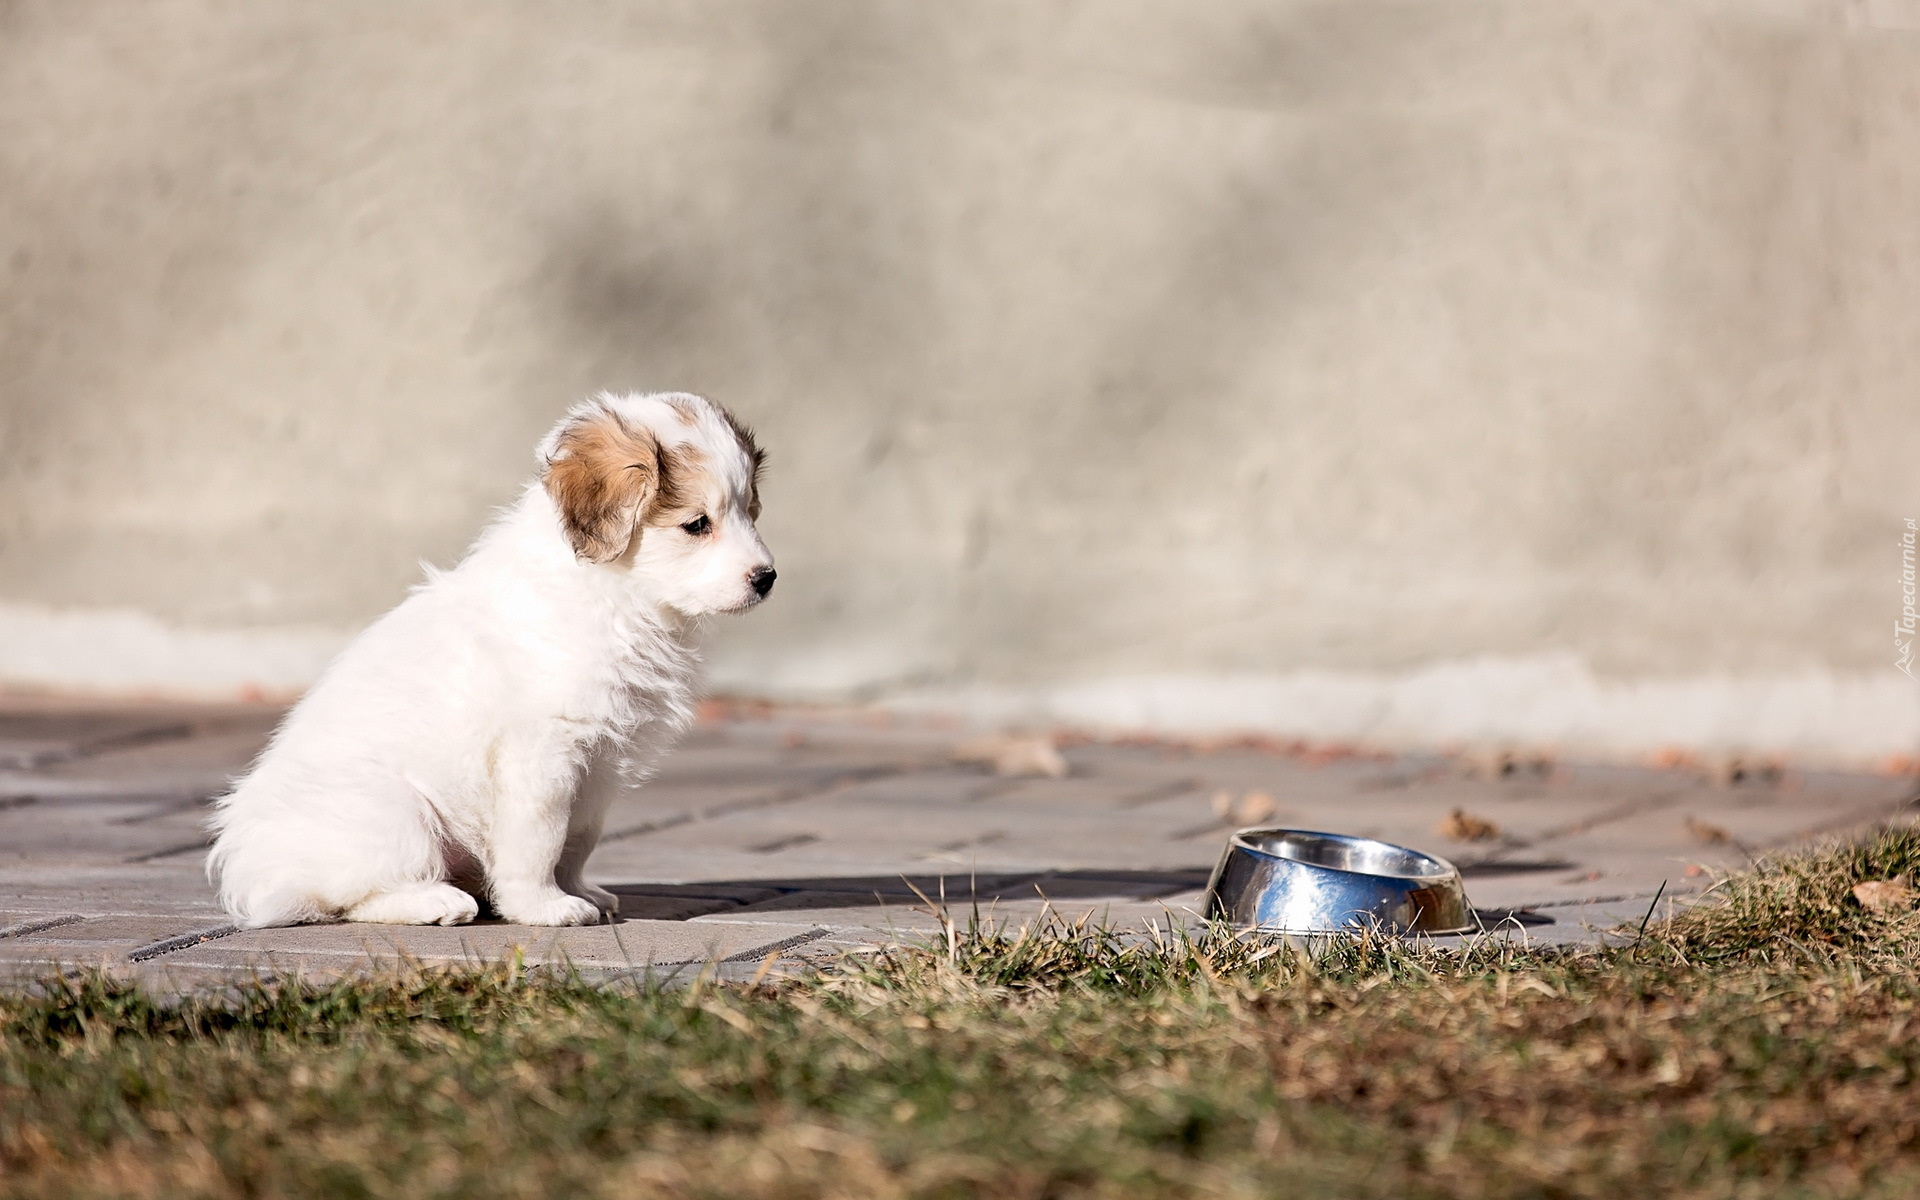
xmin=3 ymin=0 xmax=1917 ymax=763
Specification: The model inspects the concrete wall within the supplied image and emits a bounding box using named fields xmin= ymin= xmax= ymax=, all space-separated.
xmin=3 ymin=1 xmax=1917 ymax=762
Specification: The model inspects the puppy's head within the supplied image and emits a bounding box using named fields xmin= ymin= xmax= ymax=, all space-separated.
xmin=540 ymin=392 xmax=773 ymax=615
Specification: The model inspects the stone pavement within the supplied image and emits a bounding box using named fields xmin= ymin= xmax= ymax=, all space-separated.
xmin=2 ymin=695 xmax=1914 ymax=991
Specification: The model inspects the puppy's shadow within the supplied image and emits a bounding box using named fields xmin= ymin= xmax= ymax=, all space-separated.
xmin=456 ymin=871 xmax=1557 ymax=933
xmin=603 ymin=868 xmax=1214 ymax=922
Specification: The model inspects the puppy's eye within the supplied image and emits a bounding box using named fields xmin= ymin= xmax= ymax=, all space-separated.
xmin=680 ymin=515 xmax=711 ymax=536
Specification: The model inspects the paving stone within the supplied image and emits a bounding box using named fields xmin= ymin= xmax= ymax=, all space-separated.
xmin=0 ymin=712 xmax=196 ymax=770
xmin=587 ymin=843 xmax=943 ymax=885
xmin=5 ymin=749 xmax=253 ymax=804
xmin=165 ymin=918 xmax=831 ymax=973
xmin=0 ymin=864 xmax=230 ymax=919
xmin=121 ymin=962 xmax=291 ymax=994
xmin=939 ymin=896 xmax=1208 ymax=934
xmin=967 ymin=773 xmax=1194 ymax=807
xmin=1443 ymin=896 xmax=1688 ymax=949
xmin=650 ymin=737 xmax=941 ymax=794
xmin=0 ymin=914 xmax=234 ymax=971
xmin=9 ymin=914 xmax=219 ymax=945
xmin=0 ymin=930 xmax=92 ymax=967
xmin=0 ymin=799 xmax=215 ymax=865
xmin=0 ymin=773 xmax=211 ymax=805
xmin=699 ymin=902 xmax=950 ymax=937
xmin=630 ymin=799 xmax=1220 ymax=875
xmin=1457 ymin=869 xmax=1682 ymax=913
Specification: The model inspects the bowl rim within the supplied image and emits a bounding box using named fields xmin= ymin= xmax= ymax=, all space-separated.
xmin=1225 ymin=826 xmax=1462 ymax=883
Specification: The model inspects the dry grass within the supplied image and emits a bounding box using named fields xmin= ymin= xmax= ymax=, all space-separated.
xmin=6 ymin=828 xmax=1920 ymax=1199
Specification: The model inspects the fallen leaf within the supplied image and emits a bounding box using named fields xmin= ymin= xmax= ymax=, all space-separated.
xmin=1237 ymin=789 xmax=1278 ymax=823
xmin=952 ymin=735 xmax=1068 ymax=778
xmin=1437 ymin=807 xmax=1501 ymax=842
xmin=1210 ymin=790 xmax=1279 ymax=826
xmin=1684 ymin=816 xmax=1732 ymax=845
xmin=1458 ymin=746 xmax=1559 ymax=780
xmin=1852 ymin=876 xmax=1916 ymax=916
xmin=1460 ymin=747 xmax=1515 ymax=779
xmin=1702 ymin=755 xmax=1750 ymax=787
xmin=1709 ymin=756 xmax=1784 ymax=787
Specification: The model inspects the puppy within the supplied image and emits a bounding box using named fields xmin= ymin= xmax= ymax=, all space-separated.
xmin=207 ymin=392 xmax=773 ymax=928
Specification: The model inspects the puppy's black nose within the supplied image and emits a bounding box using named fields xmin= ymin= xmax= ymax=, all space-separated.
xmin=749 ymin=567 xmax=777 ymax=598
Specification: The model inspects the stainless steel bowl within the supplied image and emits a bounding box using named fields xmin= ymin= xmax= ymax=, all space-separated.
xmin=1205 ymin=827 xmax=1474 ymax=935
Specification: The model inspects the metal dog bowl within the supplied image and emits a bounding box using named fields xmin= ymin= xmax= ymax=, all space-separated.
xmin=1205 ymin=828 xmax=1474 ymax=935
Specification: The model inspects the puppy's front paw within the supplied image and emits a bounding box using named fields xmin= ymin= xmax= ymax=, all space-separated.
xmin=500 ymin=891 xmax=605 ymax=927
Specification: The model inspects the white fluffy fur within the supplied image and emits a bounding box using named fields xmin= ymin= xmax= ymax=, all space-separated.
xmin=207 ymin=392 xmax=773 ymax=928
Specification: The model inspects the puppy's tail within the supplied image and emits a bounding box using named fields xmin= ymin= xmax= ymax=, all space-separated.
xmin=206 ymin=813 xmax=335 ymax=929
xmin=207 ymin=842 xmax=333 ymax=929
xmin=224 ymin=886 xmax=331 ymax=930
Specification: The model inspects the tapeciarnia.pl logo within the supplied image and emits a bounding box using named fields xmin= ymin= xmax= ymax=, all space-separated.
xmin=1900 ymin=518 xmax=1917 ymax=678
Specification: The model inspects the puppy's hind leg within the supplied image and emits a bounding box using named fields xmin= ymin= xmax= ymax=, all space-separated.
xmin=344 ymin=883 xmax=479 ymax=926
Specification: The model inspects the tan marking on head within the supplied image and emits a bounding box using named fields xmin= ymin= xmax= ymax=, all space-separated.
xmin=542 ymin=407 xmax=664 ymax=562
xmin=709 ymin=399 xmax=767 ymax=520
xmin=664 ymin=394 xmax=700 ymax=426
xmin=644 ymin=441 xmax=710 ymax=526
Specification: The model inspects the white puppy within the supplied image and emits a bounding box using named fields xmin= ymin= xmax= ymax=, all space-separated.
xmin=207 ymin=392 xmax=773 ymax=928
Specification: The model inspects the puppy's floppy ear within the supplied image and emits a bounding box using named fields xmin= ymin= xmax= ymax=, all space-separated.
xmin=542 ymin=408 xmax=662 ymax=563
